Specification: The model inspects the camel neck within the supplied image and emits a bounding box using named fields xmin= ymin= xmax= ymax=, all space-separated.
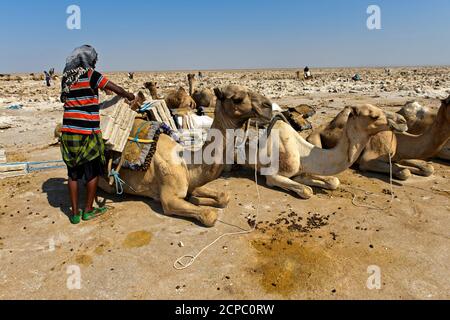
xmin=186 ymin=108 xmax=240 ymax=189
xmin=301 ymin=121 xmax=369 ymax=176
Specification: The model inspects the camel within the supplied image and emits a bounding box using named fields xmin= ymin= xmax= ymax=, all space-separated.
xmin=306 ymin=107 xmax=413 ymax=180
xmin=192 ymin=88 xmax=217 ymax=109
xmin=143 ymin=81 xmax=161 ymax=100
xmin=99 ymin=85 xmax=273 ymax=227
xmin=165 ymin=87 xmax=197 ymax=110
xmin=394 ymin=97 xmax=450 ymax=162
xmin=397 ymin=101 xmax=450 ymax=161
xmin=187 ymin=73 xmax=197 ymax=96
xmin=143 ymin=82 xmax=196 ymax=110
xmin=307 ymin=97 xmax=450 ymax=180
xmin=234 ymin=103 xmax=407 ymax=199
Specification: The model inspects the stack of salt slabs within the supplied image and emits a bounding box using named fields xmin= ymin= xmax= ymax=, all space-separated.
xmin=144 ymin=100 xmax=178 ymax=131
xmin=100 ymin=97 xmax=137 ymax=152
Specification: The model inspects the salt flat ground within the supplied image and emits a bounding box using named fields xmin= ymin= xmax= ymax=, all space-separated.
xmin=0 ymin=68 xmax=449 ymax=299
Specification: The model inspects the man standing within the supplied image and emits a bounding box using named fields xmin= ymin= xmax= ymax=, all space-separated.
xmin=60 ymin=45 xmax=135 ymax=224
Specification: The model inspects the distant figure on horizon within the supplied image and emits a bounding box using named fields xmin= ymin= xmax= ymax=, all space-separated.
xmin=304 ymin=66 xmax=312 ymax=80
xmin=128 ymin=72 xmax=134 ymax=80
xmin=44 ymin=71 xmax=51 ymax=87
xmin=352 ymin=73 xmax=362 ymax=81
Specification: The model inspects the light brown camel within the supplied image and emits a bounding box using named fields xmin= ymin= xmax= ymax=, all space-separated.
xmin=192 ymin=88 xmax=217 ymax=109
xmin=165 ymin=87 xmax=197 ymax=109
xmin=143 ymin=82 xmax=196 ymax=109
xmin=235 ymin=104 xmax=407 ymax=199
xmin=397 ymin=101 xmax=450 ymax=161
xmin=143 ymin=81 xmax=161 ymax=100
xmin=99 ymin=85 xmax=273 ymax=227
xmin=307 ymin=107 xmax=413 ymax=180
xmin=394 ymin=97 xmax=450 ymax=162
xmin=307 ymin=98 xmax=450 ymax=180
xmin=187 ymin=73 xmax=197 ymax=96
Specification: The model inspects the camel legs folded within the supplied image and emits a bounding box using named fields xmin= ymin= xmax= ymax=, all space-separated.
xmin=266 ymin=175 xmax=314 ymax=199
xmin=292 ymin=174 xmax=340 ymax=190
xmin=358 ymin=158 xmax=412 ymax=181
xmin=160 ymin=187 xmax=219 ymax=228
xmin=189 ymin=186 xmax=230 ymax=208
xmin=397 ymin=160 xmax=435 ymax=177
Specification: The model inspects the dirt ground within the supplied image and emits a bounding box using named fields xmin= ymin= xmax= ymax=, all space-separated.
xmin=0 ymin=68 xmax=449 ymax=300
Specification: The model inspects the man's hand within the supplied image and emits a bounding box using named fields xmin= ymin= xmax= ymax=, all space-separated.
xmin=126 ymin=92 xmax=135 ymax=102
xmin=104 ymin=81 xmax=135 ymax=102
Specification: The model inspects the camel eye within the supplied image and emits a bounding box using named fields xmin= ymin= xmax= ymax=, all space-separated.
xmin=232 ymin=97 xmax=244 ymax=104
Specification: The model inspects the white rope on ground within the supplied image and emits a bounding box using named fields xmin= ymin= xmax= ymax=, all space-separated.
xmin=341 ymin=135 xmax=396 ymax=211
xmin=174 ymin=121 xmax=261 ymax=270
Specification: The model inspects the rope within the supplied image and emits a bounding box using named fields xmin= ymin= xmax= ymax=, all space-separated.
xmin=138 ymin=102 xmax=158 ymax=113
xmin=108 ymin=169 xmax=137 ymax=195
xmin=342 ymin=134 xmax=396 ymax=211
xmin=127 ymin=137 xmax=155 ymax=144
xmin=1 ymin=160 xmax=66 ymax=173
xmin=173 ymin=120 xmax=261 ymax=270
xmin=109 ymin=169 xmax=125 ymax=195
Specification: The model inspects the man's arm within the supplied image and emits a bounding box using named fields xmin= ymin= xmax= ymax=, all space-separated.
xmin=104 ymin=81 xmax=135 ymax=101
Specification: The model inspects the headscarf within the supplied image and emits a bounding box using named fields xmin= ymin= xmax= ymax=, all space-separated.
xmin=60 ymin=45 xmax=98 ymax=102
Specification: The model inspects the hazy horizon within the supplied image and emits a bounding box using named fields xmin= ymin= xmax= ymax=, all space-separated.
xmin=1 ymin=0 xmax=450 ymax=73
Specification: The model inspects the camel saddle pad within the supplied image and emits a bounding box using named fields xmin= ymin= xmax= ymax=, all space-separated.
xmin=121 ymin=119 xmax=174 ymax=172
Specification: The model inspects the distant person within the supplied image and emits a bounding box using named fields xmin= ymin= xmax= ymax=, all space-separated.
xmin=198 ymin=71 xmax=203 ymax=79
xmin=352 ymin=73 xmax=362 ymax=81
xmin=60 ymin=45 xmax=135 ymax=225
xmin=44 ymin=71 xmax=51 ymax=87
xmin=304 ymin=66 xmax=312 ymax=79
xmin=128 ymin=72 xmax=134 ymax=80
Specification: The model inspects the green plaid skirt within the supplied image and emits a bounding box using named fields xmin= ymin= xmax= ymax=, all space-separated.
xmin=60 ymin=132 xmax=106 ymax=168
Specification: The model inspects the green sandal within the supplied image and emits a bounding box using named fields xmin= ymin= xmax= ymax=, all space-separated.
xmin=70 ymin=210 xmax=83 ymax=225
xmin=82 ymin=207 xmax=108 ymax=221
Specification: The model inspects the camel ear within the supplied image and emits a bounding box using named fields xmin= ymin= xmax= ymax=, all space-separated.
xmin=214 ymin=88 xmax=224 ymax=101
xmin=349 ymin=106 xmax=359 ymax=118
xmin=443 ymin=95 xmax=450 ymax=105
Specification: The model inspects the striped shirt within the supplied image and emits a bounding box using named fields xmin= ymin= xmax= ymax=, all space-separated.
xmin=61 ymin=69 xmax=109 ymax=135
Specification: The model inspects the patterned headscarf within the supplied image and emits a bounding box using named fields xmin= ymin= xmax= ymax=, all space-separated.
xmin=60 ymin=45 xmax=98 ymax=102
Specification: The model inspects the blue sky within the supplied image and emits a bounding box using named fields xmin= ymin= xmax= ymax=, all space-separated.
xmin=1 ymin=0 xmax=450 ymax=72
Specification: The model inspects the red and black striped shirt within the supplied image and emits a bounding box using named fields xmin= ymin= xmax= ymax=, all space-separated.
xmin=61 ymin=69 xmax=109 ymax=135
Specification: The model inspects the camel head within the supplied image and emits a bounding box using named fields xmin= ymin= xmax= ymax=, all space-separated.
xmin=439 ymin=95 xmax=450 ymax=123
xmin=187 ymin=73 xmax=196 ymax=82
xmin=177 ymin=87 xmax=197 ymax=109
xmin=214 ymin=85 xmax=273 ymax=126
xmin=143 ymin=81 xmax=158 ymax=91
xmin=347 ymin=104 xmax=408 ymax=136
xmin=385 ymin=111 xmax=409 ymax=133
